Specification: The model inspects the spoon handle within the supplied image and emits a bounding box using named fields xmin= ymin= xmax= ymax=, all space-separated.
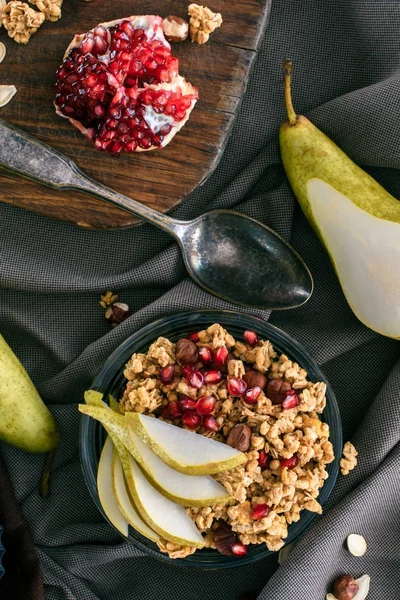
xmin=0 ymin=118 xmax=185 ymax=237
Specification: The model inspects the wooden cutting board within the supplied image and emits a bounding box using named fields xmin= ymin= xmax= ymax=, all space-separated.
xmin=0 ymin=0 xmax=271 ymax=229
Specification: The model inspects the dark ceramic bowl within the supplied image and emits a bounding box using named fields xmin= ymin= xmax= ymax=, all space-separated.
xmin=80 ymin=310 xmax=342 ymax=568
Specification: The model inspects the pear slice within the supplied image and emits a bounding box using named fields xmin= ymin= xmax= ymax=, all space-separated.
xmin=79 ymin=404 xmax=231 ymax=505
xmin=109 ymin=394 xmax=121 ymax=413
xmin=84 ymin=390 xmax=108 ymax=408
xmin=111 ymin=448 xmax=160 ymax=543
xmin=129 ymin=428 xmax=230 ymax=506
xmin=117 ymin=446 xmax=205 ymax=548
xmin=97 ymin=435 xmax=128 ymax=537
xmin=126 ymin=413 xmax=246 ymax=475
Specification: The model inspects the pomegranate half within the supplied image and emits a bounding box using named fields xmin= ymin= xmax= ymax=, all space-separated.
xmin=55 ymin=15 xmax=198 ymax=154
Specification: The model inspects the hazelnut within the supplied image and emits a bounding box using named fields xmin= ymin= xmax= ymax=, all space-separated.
xmin=163 ymin=15 xmax=189 ymax=42
xmin=226 ymin=423 xmax=251 ymax=452
xmin=333 ymin=575 xmax=359 ymax=600
xmin=176 ymin=338 xmax=199 ymax=365
xmin=213 ymin=521 xmax=236 ymax=556
xmin=266 ymin=379 xmax=292 ymax=404
xmin=104 ymin=302 xmax=132 ymax=327
xmin=243 ymin=370 xmax=267 ymax=390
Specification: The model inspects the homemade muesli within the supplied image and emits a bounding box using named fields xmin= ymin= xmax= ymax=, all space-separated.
xmin=120 ymin=323 xmax=336 ymax=559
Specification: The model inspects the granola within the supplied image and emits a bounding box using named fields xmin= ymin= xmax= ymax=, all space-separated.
xmin=340 ymin=441 xmax=358 ymax=475
xmin=121 ymin=323 xmax=336 ymax=558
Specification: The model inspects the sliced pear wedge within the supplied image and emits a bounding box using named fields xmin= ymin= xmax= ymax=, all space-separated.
xmin=109 ymin=394 xmax=121 ymax=413
xmin=79 ymin=404 xmax=231 ymax=506
xmin=97 ymin=435 xmax=128 ymax=537
xmin=126 ymin=413 xmax=246 ymax=475
xmin=84 ymin=389 xmax=108 ymax=408
xmin=129 ymin=428 xmax=230 ymax=506
xmin=118 ymin=447 xmax=205 ymax=548
xmin=111 ymin=448 xmax=160 ymax=543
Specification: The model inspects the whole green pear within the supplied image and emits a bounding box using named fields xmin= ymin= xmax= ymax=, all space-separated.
xmin=279 ymin=60 xmax=400 ymax=339
xmin=0 ymin=334 xmax=60 ymax=452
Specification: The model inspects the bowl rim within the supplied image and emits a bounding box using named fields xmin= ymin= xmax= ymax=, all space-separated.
xmin=80 ymin=309 xmax=342 ymax=568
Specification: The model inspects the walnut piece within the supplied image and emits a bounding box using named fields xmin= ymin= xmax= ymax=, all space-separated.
xmin=29 ymin=0 xmax=62 ymax=21
xmin=188 ymin=3 xmax=222 ymax=45
xmin=340 ymin=441 xmax=358 ymax=475
xmin=3 ymin=1 xmax=45 ymax=43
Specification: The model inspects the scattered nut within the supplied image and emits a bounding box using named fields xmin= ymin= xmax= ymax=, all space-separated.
xmin=226 ymin=423 xmax=251 ymax=452
xmin=0 ymin=84 xmax=17 ymax=107
xmin=188 ymin=3 xmax=222 ymax=45
xmin=176 ymin=338 xmax=199 ymax=365
xmin=104 ymin=302 xmax=132 ymax=327
xmin=333 ymin=575 xmax=359 ymax=600
xmin=29 ymin=0 xmax=63 ymax=22
xmin=347 ymin=533 xmax=367 ymax=557
xmin=163 ymin=15 xmax=189 ymax=42
xmin=3 ymin=1 xmax=45 ymax=44
xmin=266 ymin=378 xmax=292 ymax=404
xmin=243 ymin=370 xmax=267 ymax=390
xmin=353 ymin=575 xmax=370 ymax=600
xmin=0 ymin=42 xmax=6 ymax=63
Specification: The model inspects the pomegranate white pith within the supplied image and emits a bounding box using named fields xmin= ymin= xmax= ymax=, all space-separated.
xmin=55 ymin=15 xmax=198 ymax=154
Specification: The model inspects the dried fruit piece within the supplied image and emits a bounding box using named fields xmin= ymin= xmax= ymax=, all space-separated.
xmin=243 ymin=386 xmax=261 ymax=405
xmin=227 ymin=377 xmax=247 ymax=397
xmin=251 ymin=504 xmax=270 ymax=520
xmin=213 ymin=521 xmax=236 ymax=556
xmin=280 ymin=455 xmax=298 ymax=469
xmin=333 ymin=575 xmax=359 ymax=600
xmin=267 ymin=379 xmax=292 ymax=404
xmin=258 ymin=450 xmax=269 ymax=470
xmin=346 ymin=534 xmax=367 ymax=557
xmin=176 ymin=338 xmax=199 ymax=365
xmin=159 ymin=364 xmax=176 ymax=384
xmin=244 ymin=330 xmax=259 ymax=347
xmin=182 ymin=409 xmax=201 ymax=429
xmin=203 ymin=415 xmax=218 ymax=432
xmin=196 ymin=395 xmax=216 ymax=415
xmin=3 ymin=1 xmax=45 ymax=44
xmin=226 ymin=423 xmax=251 ymax=452
xmin=0 ymin=85 xmax=17 ymax=108
xmin=231 ymin=542 xmax=247 ymax=556
xmin=243 ymin=370 xmax=267 ymax=390
xmin=55 ymin=16 xmax=198 ymax=154
xmin=163 ymin=15 xmax=189 ymax=43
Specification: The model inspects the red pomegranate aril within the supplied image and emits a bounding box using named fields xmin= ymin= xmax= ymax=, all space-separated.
xmin=198 ymin=346 xmax=212 ymax=364
xmin=244 ymin=330 xmax=259 ymax=347
xmin=187 ymin=332 xmax=199 ymax=343
xmin=166 ymin=401 xmax=182 ymax=420
xmin=281 ymin=390 xmax=300 ymax=410
xmin=182 ymin=410 xmax=201 ymax=429
xmin=181 ymin=365 xmax=195 ymax=378
xmin=159 ymin=364 xmax=175 ymax=384
xmin=201 ymin=369 xmax=222 ymax=384
xmin=187 ymin=369 xmax=204 ymax=389
xmin=196 ymin=396 xmax=216 ymax=415
xmin=280 ymin=455 xmax=299 ymax=469
xmin=243 ymin=386 xmax=261 ymax=405
xmin=178 ymin=397 xmax=197 ymax=411
xmin=228 ymin=377 xmax=247 ymax=397
xmin=258 ymin=450 xmax=270 ymax=470
xmin=213 ymin=346 xmax=229 ymax=366
xmin=203 ymin=415 xmax=219 ymax=432
xmin=231 ymin=542 xmax=248 ymax=557
xmin=251 ymin=504 xmax=270 ymax=520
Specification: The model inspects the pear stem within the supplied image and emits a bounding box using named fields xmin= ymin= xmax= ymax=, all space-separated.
xmin=283 ymin=58 xmax=297 ymax=126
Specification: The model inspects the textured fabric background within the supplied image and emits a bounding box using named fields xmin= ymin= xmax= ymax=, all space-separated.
xmin=0 ymin=0 xmax=400 ymax=598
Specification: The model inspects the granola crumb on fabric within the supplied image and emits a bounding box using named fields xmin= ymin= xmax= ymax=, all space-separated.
xmin=120 ymin=323 xmax=335 ymax=558
xmin=340 ymin=441 xmax=358 ymax=475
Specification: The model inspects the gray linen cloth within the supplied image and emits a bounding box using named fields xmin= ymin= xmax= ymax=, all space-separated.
xmin=1 ymin=0 xmax=400 ymax=598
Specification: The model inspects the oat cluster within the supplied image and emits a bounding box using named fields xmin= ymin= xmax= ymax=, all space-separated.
xmin=340 ymin=441 xmax=358 ymax=475
xmin=188 ymin=3 xmax=222 ymax=44
xmin=121 ymin=323 xmax=342 ymax=559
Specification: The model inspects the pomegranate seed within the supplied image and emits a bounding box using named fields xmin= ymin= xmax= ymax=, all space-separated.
xmin=178 ymin=397 xmax=197 ymax=411
xmin=258 ymin=450 xmax=270 ymax=470
xmin=280 ymin=455 xmax=299 ymax=469
xmin=213 ymin=346 xmax=228 ymax=365
xmin=181 ymin=365 xmax=195 ymax=378
xmin=243 ymin=386 xmax=261 ymax=405
xmin=201 ymin=369 xmax=222 ymax=384
xmin=251 ymin=504 xmax=270 ymax=520
xmin=228 ymin=377 xmax=247 ymax=397
xmin=166 ymin=401 xmax=182 ymax=420
xmin=244 ymin=330 xmax=259 ymax=347
xmin=282 ymin=390 xmax=300 ymax=410
xmin=187 ymin=332 xmax=199 ymax=342
xmin=187 ymin=369 xmax=204 ymax=389
xmin=196 ymin=396 xmax=216 ymax=415
xmin=231 ymin=542 xmax=248 ymax=556
xmin=198 ymin=346 xmax=212 ymax=364
xmin=182 ymin=410 xmax=201 ymax=429
xmin=203 ymin=415 xmax=219 ymax=432
xmin=159 ymin=364 xmax=175 ymax=384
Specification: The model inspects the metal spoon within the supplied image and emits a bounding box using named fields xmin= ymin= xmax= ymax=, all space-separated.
xmin=0 ymin=119 xmax=313 ymax=309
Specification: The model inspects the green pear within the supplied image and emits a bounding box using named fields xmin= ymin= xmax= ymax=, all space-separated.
xmin=126 ymin=412 xmax=246 ymax=475
xmin=97 ymin=435 xmax=129 ymax=537
xmin=79 ymin=404 xmax=231 ymax=506
xmin=279 ymin=59 xmax=400 ymax=339
xmin=0 ymin=334 xmax=60 ymax=452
